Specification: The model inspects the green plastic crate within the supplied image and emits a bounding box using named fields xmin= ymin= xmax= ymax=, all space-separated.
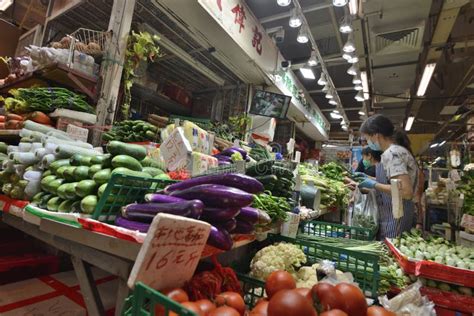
xmin=92 ymin=173 xmax=177 ymax=223
xmin=238 ymin=273 xmax=265 ymax=308
xmin=122 ymin=282 xmax=198 ymax=316
xmin=268 ymin=234 xmax=380 ymax=298
xmin=299 ymin=220 xmax=377 ymax=241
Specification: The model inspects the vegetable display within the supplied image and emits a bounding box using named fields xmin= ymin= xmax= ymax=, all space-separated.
xmin=252 ymin=193 xmax=290 ymax=224
xmin=457 ymin=169 xmax=474 ymax=215
xmin=319 ymin=162 xmax=348 ymax=182
xmin=247 ymin=160 xmax=295 ymax=199
xmin=102 ymin=120 xmax=160 ymax=143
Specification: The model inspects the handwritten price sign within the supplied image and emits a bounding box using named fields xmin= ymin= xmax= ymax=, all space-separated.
xmin=161 ymin=127 xmax=192 ymax=171
xmin=128 ymin=213 xmax=211 ymax=290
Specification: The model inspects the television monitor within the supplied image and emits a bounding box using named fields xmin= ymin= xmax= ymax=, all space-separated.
xmin=249 ymin=90 xmax=291 ymax=119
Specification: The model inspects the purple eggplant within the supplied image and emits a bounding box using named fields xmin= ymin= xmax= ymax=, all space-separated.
xmin=144 ymin=193 xmax=185 ymax=203
xmin=122 ymin=200 xmax=204 ymax=222
xmin=218 ymin=161 xmax=232 ymax=166
xmin=165 ymin=174 xmax=264 ymax=194
xmin=201 ymin=207 xmax=241 ymax=222
xmin=237 ymin=207 xmax=271 ymax=225
xmin=220 ymin=147 xmax=247 ymax=159
xmin=207 ymin=226 xmax=233 ymax=250
xmin=209 ymin=218 xmax=237 ymax=232
xmin=233 ymin=219 xmax=255 ymax=234
xmin=115 ymin=216 xmax=150 ymax=233
xmin=170 ymin=184 xmax=254 ymax=208
xmin=213 ymin=155 xmax=232 ymax=162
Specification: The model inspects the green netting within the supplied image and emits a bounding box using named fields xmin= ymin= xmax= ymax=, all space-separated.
xmin=92 ymin=173 xmax=177 ymax=223
xmin=299 ymin=220 xmax=377 ymax=241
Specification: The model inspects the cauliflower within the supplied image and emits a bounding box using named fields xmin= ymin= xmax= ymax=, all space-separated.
xmin=250 ymin=243 xmax=307 ymax=280
xmin=295 ymin=266 xmax=318 ymax=288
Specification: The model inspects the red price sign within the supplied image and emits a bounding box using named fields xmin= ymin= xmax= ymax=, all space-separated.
xmin=128 ymin=214 xmax=211 ymax=290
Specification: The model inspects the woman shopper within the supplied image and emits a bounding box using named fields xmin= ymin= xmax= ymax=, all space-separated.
xmin=357 ymin=114 xmax=418 ymax=239
xmin=355 ymin=147 xmax=382 ymax=177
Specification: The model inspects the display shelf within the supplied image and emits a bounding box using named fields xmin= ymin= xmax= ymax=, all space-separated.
xmin=131 ymin=84 xmax=192 ymax=116
xmin=0 ymin=63 xmax=98 ymax=100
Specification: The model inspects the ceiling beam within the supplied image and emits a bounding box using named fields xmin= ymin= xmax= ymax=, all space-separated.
xmin=260 ymin=2 xmax=332 ymax=24
xmin=309 ymin=86 xmax=355 ymax=93
xmin=321 ymin=107 xmax=361 ymax=112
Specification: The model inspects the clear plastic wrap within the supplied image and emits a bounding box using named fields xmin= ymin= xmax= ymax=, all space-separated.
xmin=379 ymin=281 xmax=436 ymax=316
xmin=352 ymin=188 xmax=378 ymax=232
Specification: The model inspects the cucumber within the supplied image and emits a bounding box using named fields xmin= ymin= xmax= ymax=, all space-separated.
xmin=70 ymin=154 xmax=84 ymax=166
xmin=106 ymin=141 xmax=147 ymax=160
xmin=56 ymin=165 xmax=69 ymax=178
xmin=246 ymin=160 xmax=274 ymax=176
xmin=111 ymin=167 xmax=151 ymax=178
xmin=65 ymin=182 xmax=79 ymax=199
xmin=141 ymin=157 xmax=163 ymax=169
xmin=80 ymin=156 xmax=93 ymax=166
xmin=80 ymin=195 xmax=98 ymax=214
xmin=63 ymin=166 xmax=77 ymax=182
xmin=76 ymin=180 xmax=98 ymax=197
xmin=92 ymin=168 xmax=111 ymax=184
xmin=47 ymin=179 xmax=65 ymax=194
xmin=49 ymin=159 xmax=70 ymax=174
xmin=91 ymin=154 xmax=111 ymax=167
xmin=47 ymin=196 xmax=63 ymax=212
xmin=74 ymin=166 xmax=90 ymax=181
xmin=57 ymin=183 xmax=69 ymax=199
xmin=88 ymin=164 xmax=102 ymax=177
xmin=142 ymin=167 xmax=164 ymax=177
xmin=58 ymin=199 xmax=76 ymax=213
xmin=42 ymin=170 xmax=52 ymax=177
xmin=255 ymin=175 xmax=278 ymax=185
xmin=111 ymin=155 xmax=142 ymax=171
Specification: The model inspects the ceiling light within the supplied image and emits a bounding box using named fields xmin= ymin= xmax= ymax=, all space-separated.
xmin=300 ymin=68 xmax=315 ymax=79
xmin=349 ymin=0 xmax=358 ymax=15
xmin=297 ymin=28 xmax=309 ymax=43
xmin=349 ymin=55 xmax=359 ymax=63
xmin=361 ymin=71 xmax=369 ymax=100
xmin=289 ymin=8 xmax=302 ymax=28
xmin=343 ymin=35 xmax=356 ymax=53
xmin=277 ymin=0 xmax=292 ymax=6
xmin=352 ymin=75 xmax=361 ymax=84
xmin=354 ymin=84 xmax=363 ymax=91
xmin=329 ymin=99 xmax=338 ymax=105
xmin=307 ymin=51 xmax=318 ymax=66
xmin=339 ymin=15 xmax=353 ymax=33
xmin=430 ymin=143 xmax=439 ymax=148
xmin=342 ymin=52 xmax=353 ymax=61
xmin=358 ymin=110 xmax=365 ymax=115
xmin=405 ymin=116 xmax=415 ymax=131
xmin=333 ymin=0 xmax=348 ymax=7
xmin=317 ymin=73 xmax=327 ymax=86
xmin=330 ymin=112 xmax=342 ymax=119
xmin=416 ymin=63 xmax=436 ymax=96
xmin=342 ymin=125 xmax=349 ymax=131
xmin=347 ymin=64 xmax=358 ymax=75
xmin=439 ymin=140 xmax=446 ymax=146
xmin=355 ymin=91 xmax=364 ymax=101
xmin=325 ymin=91 xmax=334 ymax=99
xmin=0 ymin=0 xmax=13 ymax=11
xmin=332 ymin=110 xmax=340 ymax=114
xmin=340 ymin=120 xmax=346 ymax=126
xmin=322 ymin=84 xmax=329 ymax=92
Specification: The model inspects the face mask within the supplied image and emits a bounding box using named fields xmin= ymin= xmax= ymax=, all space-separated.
xmin=368 ymin=139 xmax=381 ymax=151
xmin=363 ymin=159 xmax=371 ymax=169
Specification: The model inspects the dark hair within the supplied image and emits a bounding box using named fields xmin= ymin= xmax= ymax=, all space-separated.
xmin=394 ymin=130 xmax=413 ymax=154
xmin=361 ymin=147 xmax=382 ymax=162
xmin=360 ymin=114 xmax=394 ymax=137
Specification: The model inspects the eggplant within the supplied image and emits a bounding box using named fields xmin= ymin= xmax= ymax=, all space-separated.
xmin=144 ymin=193 xmax=185 ymax=204
xmin=166 ymin=174 xmax=264 ymax=194
xmin=170 ymin=184 xmax=254 ymax=208
xmin=237 ymin=207 xmax=271 ymax=225
xmin=220 ymin=147 xmax=247 ymax=159
xmin=115 ymin=216 xmax=150 ymax=233
xmin=233 ymin=219 xmax=255 ymax=234
xmin=207 ymin=226 xmax=233 ymax=251
xmin=201 ymin=207 xmax=241 ymax=222
xmin=209 ymin=218 xmax=237 ymax=232
xmin=218 ymin=161 xmax=232 ymax=166
xmin=122 ymin=200 xmax=204 ymax=222
xmin=213 ymin=154 xmax=232 ymax=162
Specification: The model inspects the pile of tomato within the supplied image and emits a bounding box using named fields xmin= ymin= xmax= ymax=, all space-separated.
xmin=155 ymin=270 xmax=396 ymax=316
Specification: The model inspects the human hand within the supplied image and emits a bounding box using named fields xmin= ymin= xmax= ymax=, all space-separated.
xmin=358 ymin=178 xmax=377 ymax=189
xmin=353 ymin=172 xmax=368 ymax=179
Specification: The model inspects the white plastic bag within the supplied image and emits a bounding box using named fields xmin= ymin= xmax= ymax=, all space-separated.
xmin=379 ymin=281 xmax=436 ymax=316
xmin=352 ymin=188 xmax=378 ymax=232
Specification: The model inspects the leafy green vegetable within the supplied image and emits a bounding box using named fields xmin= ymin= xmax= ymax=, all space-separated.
xmin=253 ymin=192 xmax=290 ymax=224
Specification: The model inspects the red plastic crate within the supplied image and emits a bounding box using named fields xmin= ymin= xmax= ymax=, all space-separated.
xmin=421 ymin=287 xmax=474 ymax=314
xmin=435 ymin=306 xmax=472 ymax=316
xmin=385 ymin=238 xmax=474 ymax=287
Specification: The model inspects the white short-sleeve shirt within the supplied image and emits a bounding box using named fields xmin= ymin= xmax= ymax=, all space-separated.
xmin=381 ymin=144 xmax=418 ymax=188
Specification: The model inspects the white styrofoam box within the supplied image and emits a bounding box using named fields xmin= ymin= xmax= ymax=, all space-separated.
xmin=250 ymin=115 xmax=276 ymax=142
xmin=280 ymin=212 xmax=300 ymax=238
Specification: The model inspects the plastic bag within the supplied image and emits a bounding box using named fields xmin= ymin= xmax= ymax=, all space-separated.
xmin=379 ymin=281 xmax=436 ymax=316
xmin=352 ymin=188 xmax=378 ymax=232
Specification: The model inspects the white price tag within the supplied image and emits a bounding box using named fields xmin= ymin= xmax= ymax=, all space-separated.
xmin=161 ymin=127 xmax=192 ymax=171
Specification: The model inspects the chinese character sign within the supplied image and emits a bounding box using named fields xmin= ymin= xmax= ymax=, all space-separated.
xmin=231 ymin=4 xmax=246 ymax=33
xmin=128 ymin=213 xmax=211 ymax=290
xmin=252 ymin=26 xmax=263 ymax=55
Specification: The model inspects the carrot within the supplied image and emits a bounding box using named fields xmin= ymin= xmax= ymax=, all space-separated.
xmin=29 ymin=111 xmax=51 ymax=125
xmin=6 ymin=113 xmax=23 ymax=121
xmin=5 ymin=120 xmax=20 ymax=129
xmin=0 ymin=116 xmax=5 ymax=122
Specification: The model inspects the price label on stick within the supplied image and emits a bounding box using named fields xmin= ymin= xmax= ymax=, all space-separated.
xmin=128 ymin=213 xmax=211 ymax=290
xmin=161 ymin=127 xmax=192 ymax=171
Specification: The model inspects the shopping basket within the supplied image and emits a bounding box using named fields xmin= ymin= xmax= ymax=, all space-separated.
xmin=299 ymin=220 xmax=377 ymax=241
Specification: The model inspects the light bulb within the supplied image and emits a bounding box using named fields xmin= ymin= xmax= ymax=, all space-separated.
xmin=332 ymin=110 xmax=340 ymax=114
xmin=325 ymin=91 xmax=334 ymax=99
xmin=349 ymin=55 xmax=359 ymax=63
xmin=307 ymin=51 xmax=318 ymax=66
xmin=354 ymin=84 xmax=363 ymax=91
xmin=333 ymin=0 xmax=348 ymax=7
xmin=317 ymin=73 xmax=327 ymax=86
xmin=289 ymin=9 xmax=302 ymax=28
xmin=322 ymin=84 xmax=329 ymax=92
xmin=355 ymin=91 xmax=364 ymax=101
xmin=297 ymin=28 xmax=309 ymax=43
xmin=342 ymin=52 xmax=353 ymax=61
xmin=358 ymin=110 xmax=365 ymax=115
xmin=352 ymin=75 xmax=362 ymax=84
xmin=329 ymin=100 xmax=338 ymax=105
xmin=343 ymin=35 xmax=356 ymax=53
xmin=347 ymin=64 xmax=358 ymax=75
xmin=339 ymin=15 xmax=353 ymax=33
xmin=277 ymin=0 xmax=291 ymax=6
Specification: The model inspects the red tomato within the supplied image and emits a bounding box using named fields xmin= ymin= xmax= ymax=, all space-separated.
xmin=367 ymin=306 xmax=396 ymax=316
xmin=170 ymin=302 xmax=204 ymax=316
xmin=195 ymin=299 xmax=217 ymax=315
xmin=320 ymin=310 xmax=348 ymax=316
xmin=265 ymin=270 xmax=296 ymax=298
xmin=209 ymin=306 xmax=241 ymax=316
xmin=335 ymin=283 xmax=367 ymax=316
xmin=310 ymin=283 xmax=344 ymax=312
xmin=294 ymin=288 xmax=312 ymax=304
xmin=215 ymin=292 xmax=246 ymax=316
xmin=267 ymin=289 xmax=317 ymax=316
xmin=162 ymin=288 xmax=189 ymax=303
xmin=250 ymin=300 xmax=269 ymax=316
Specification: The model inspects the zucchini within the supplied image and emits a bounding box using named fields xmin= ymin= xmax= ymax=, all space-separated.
xmin=80 ymin=195 xmax=98 ymax=214
xmin=80 ymin=156 xmax=93 ymax=166
xmin=49 ymin=159 xmax=70 ymax=174
xmin=58 ymin=199 xmax=76 ymax=213
xmin=92 ymin=168 xmax=112 ymax=184
xmin=65 ymin=182 xmax=79 ymax=199
xmin=74 ymin=166 xmax=90 ymax=181
xmin=91 ymin=154 xmax=111 ymax=167
xmin=106 ymin=141 xmax=147 ymax=160
xmin=70 ymin=154 xmax=84 ymax=166
xmin=47 ymin=196 xmax=63 ymax=212
xmin=140 ymin=157 xmax=163 ymax=169
xmin=88 ymin=164 xmax=102 ymax=177
xmin=40 ymin=175 xmax=57 ymax=191
xmin=154 ymin=173 xmax=171 ymax=180
xmin=32 ymin=192 xmax=47 ymax=204
xmin=142 ymin=167 xmax=164 ymax=177
xmin=63 ymin=166 xmax=77 ymax=182
xmin=111 ymin=167 xmax=152 ymax=178
xmin=76 ymin=180 xmax=98 ymax=197
xmin=57 ymin=183 xmax=69 ymax=199
xmin=47 ymin=178 xmax=66 ymax=194
xmin=42 ymin=170 xmax=52 ymax=177
xmin=97 ymin=183 xmax=108 ymax=198
xmin=111 ymin=155 xmax=142 ymax=171
xmin=56 ymin=166 xmax=69 ymax=178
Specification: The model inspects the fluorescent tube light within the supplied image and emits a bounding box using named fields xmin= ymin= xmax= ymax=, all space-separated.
xmin=361 ymin=71 xmax=369 ymax=100
xmin=349 ymin=0 xmax=358 ymax=15
xmin=405 ymin=116 xmax=415 ymax=131
xmin=300 ymin=68 xmax=315 ymax=79
xmin=430 ymin=143 xmax=439 ymax=148
xmin=416 ymin=63 xmax=436 ymax=96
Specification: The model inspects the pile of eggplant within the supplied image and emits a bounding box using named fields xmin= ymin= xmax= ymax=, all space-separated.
xmin=212 ymin=147 xmax=249 ymax=166
xmin=115 ymin=173 xmax=271 ymax=251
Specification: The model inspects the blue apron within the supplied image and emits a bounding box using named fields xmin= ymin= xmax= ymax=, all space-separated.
xmin=375 ymin=163 xmax=416 ymax=239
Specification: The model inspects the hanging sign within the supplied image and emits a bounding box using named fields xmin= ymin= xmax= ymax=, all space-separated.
xmin=128 ymin=213 xmax=211 ymax=290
